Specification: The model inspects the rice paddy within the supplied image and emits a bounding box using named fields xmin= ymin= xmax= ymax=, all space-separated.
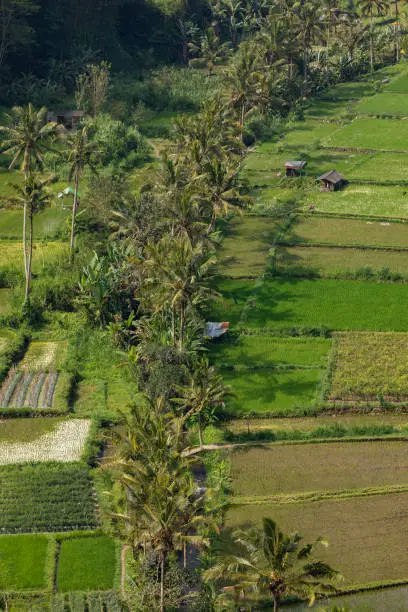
xmin=0 ymin=240 xmax=68 ymax=273
xmin=305 ymin=185 xmax=408 ymax=218
xmin=57 ymin=536 xmax=117 ymax=591
xmin=0 ymin=207 xmax=69 ymax=240
xmin=326 ymin=118 xmax=408 ymax=151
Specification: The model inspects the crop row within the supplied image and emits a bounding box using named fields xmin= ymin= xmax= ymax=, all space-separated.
xmin=0 ymin=463 xmax=98 ymax=533
xmin=0 ymin=370 xmax=59 ymax=408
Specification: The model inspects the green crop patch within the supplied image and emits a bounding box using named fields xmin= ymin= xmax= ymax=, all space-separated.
xmin=322 ymin=80 xmax=376 ymax=100
xmin=223 ymin=368 xmax=321 ymax=416
xmin=330 ymin=332 xmax=408 ymax=402
xmin=229 ymin=441 xmax=408 ymax=498
xmin=305 ymin=185 xmax=408 ymax=218
xmin=225 ymin=492 xmax=408 ymax=586
xmin=19 ymin=341 xmax=67 ymax=372
xmin=305 ymin=98 xmax=357 ymax=119
xmin=0 ymin=463 xmax=97 ymax=533
xmin=0 ymin=329 xmax=15 ymax=355
xmin=348 ymin=152 xmax=408 ymax=182
xmin=57 ymin=536 xmax=116 ymax=591
xmin=325 ymin=118 xmax=408 ymax=151
xmin=208 ymin=279 xmax=256 ymax=325
xmin=0 ymin=370 xmax=70 ymax=411
xmin=241 ymin=278 xmax=408 ymax=331
xmin=217 ymin=217 xmax=277 ymax=277
xmin=0 ymin=208 xmax=69 ymax=240
xmin=0 ymin=241 xmax=68 ymax=274
xmin=0 ymin=534 xmax=49 ymax=590
xmin=356 ymin=92 xmax=408 ymax=116
xmin=386 ymin=72 xmax=408 ymax=92
xmin=0 ymin=417 xmax=65 ymax=443
xmin=276 ymin=245 xmax=408 ymax=277
xmin=282 ymin=121 xmax=341 ymax=147
xmin=209 ymin=335 xmax=331 ymax=368
xmin=0 ymin=289 xmax=11 ymax=315
xmin=288 ymin=216 xmax=408 ymax=248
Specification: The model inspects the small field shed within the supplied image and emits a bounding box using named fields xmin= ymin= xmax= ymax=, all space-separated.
xmin=318 ymin=170 xmax=345 ymax=191
xmin=284 ymin=161 xmax=307 ymax=177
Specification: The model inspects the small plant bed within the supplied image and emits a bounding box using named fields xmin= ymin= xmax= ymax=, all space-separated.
xmin=209 ymin=335 xmax=331 ymax=369
xmin=240 ymin=278 xmax=408 ymax=332
xmin=275 ymin=245 xmax=408 ymax=278
xmin=56 ymin=536 xmax=117 ymax=591
xmin=217 ymin=216 xmax=277 ymax=278
xmin=0 ymin=419 xmax=91 ymax=464
xmin=0 ymin=370 xmax=71 ymax=411
xmin=325 ymin=117 xmax=408 ymax=151
xmin=305 ymin=185 xmax=408 ymax=218
xmin=20 ymin=341 xmax=67 ymax=371
xmin=228 ymin=441 xmax=408 ymax=499
xmin=0 ymin=534 xmax=49 ymax=590
xmin=329 ymin=332 xmax=408 ymax=403
xmin=225 ymin=491 xmax=408 ymax=586
xmin=287 ymin=216 xmax=408 ymax=249
xmin=223 ymin=368 xmax=322 ymax=416
xmin=0 ymin=462 xmax=97 ymax=533
xmin=0 ymin=207 xmax=69 ymax=240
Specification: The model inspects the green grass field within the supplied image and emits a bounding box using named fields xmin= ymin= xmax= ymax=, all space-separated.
xmin=326 ymin=118 xmax=408 ymax=151
xmin=289 ymin=216 xmax=408 ymax=247
xmin=223 ymin=368 xmax=322 ymax=416
xmin=0 ymin=208 xmax=69 ymax=240
xmin=348 ymin=152 xmax=408 ymax=182
xmin=209 ymin=335 xmax=331 ymax=368
xmin=209 ymin=279 xmax=256 ymax=325
xmin=229 ymin=441 xmax=408 ymax=498
xmin=217 ymin=216 xmax=276 ymax=277
xmin=57 ymin=536 xmax=116 ymax=591
xmin=0 ymin=417 xmax=65 ymax=442
xmin=330 ymin=332 xmax=408 ymax=401
xmin=276 ymin=245 xmax=408 ymax=277
xmin=321 ymin=80 xmax=376 ymax=100
xmin=229 ymin=278 xmax=408 ymax=331
xmin=386 ymin=72 xmax=408 ymax=92
xmin=305 ymin=185 xmax=408 ymax=218
xmin=0 ymin=535 xmax=49 ymax=590
xmin=225 ymin=491 xmax=408 ymax=586
xmin=305 ymin=98 xmax=357 ymax=119
xmin=356 ymin=92 xmax=408 ymax=116
xmin=283 ymin=121 xmax=342 ymax=147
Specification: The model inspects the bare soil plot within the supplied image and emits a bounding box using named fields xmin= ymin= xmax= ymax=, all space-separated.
xmin=329 ymin=332 xmax=408 ymax=402
xmin=229 ymin=441 xmax=408 ymax=498
xmin=226 ymin=491 xmax=408 ymax=586
xmin=288 ymin=216 xmax=408 ymax=248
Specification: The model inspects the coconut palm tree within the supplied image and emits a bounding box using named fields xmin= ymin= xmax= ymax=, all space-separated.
xmin=293 ymin=1 xmax=325 ymax=89
xmin=205 ymin=517 xmax=341 ymax=611
xmin=12 ymin=174 xmax=52 ymax=300
xmin=173 ymin=358 xmax=233 ymax=447
xmin=359 ymin=0 xmax=390 ymax=70
xmin=63 ymin=126 xmax=98 ymax=261
xmin=189 ymin=27 xmax=230 ymax=76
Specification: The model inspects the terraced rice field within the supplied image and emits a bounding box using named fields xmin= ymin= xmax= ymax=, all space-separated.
xmin=325 ymin=118 xmax=408 ymax=151
xmin=305 ymin=185 xmax=408 ymax=218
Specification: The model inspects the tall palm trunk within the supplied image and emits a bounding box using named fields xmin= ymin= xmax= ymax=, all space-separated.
xmin=395 ymin=0 xmax=400 ymax=63
xmin=160 ymin=553 xmax=165 ymax=612
xmin=22 ymin=199 xmax=28 ymax=298
xmin=25 ymin=208 xmax=34 ymax=300
xmin=179 ymin=302 xmax=185 ymax=352
xmin=70 ymin=165 xmax=80 ymax=262
xmin=369 ymin=7 xmax=374 ymax=71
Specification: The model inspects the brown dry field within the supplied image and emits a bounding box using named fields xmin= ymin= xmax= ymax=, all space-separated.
xmin=229 ymin=441 xmax=408 ymax=498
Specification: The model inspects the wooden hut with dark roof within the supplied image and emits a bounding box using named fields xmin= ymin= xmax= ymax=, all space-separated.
xmin=284 ymin=160 xmax=306 ymax=177
xmin=318 ymin=170 xmax=345 ymax=192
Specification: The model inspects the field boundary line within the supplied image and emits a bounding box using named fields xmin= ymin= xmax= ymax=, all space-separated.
xmin=230 ymin=483 xmax=408 ymax=506
xmin=277 ymin=241 xmax=408 ymax=253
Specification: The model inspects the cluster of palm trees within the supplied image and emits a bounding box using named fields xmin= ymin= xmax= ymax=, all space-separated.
xmin=0 ymin=104 xmax=97 ymax=302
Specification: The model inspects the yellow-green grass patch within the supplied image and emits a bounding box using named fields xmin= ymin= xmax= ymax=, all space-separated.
xmin=325 ymin=118 xmax=408 ymax=151
xmin=0 ymin=534 xmax=49 ymax=590
xmin=225 ymin=491 xmax=408 ymax=586
xmin=217 ymin=217 xmax=277 ymax=277
xmin=288 ymin=216 xmax=408 ymax=248
xmin=223 ymin=368 xmax=322 ymax=416
xmin=330 ymin=332 xmax=408 ymax=402
xmin=0 ymin=417 xmax=65 ymax=442
xmin=229 ymin=441 xmax=408 ymax=498
xmin=19 ymin=341 xmax=67 ymax=372
xmin=0 ymin=241 xmax=68 ymax=274
xmin=305 ymin=185 xmax=408 ymax=218
xmin=0 ymin=289 xmax=11 ymax=315
xmin=209 ymin=335 xmax=331 ymax=368
xmin=276 ymin=245 xmax=408 ymax=276
xmin=0 ymin=329 xmax=15 ymax=354
xmin=57 ymin=536 xmax=117 ymax=591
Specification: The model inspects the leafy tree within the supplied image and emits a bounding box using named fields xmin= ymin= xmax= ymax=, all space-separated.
xmin=12 ymin=174 xmax=52 ymax=300
xmin=359 ymin=0 xmax=390 ymax=70
xmin=63 ymin=126 xmax=98 ymax=260
xmin=75 ymin=61 xmax=111 ymax=116
xmin=173 ymin=358 xmax=233 ymax=447
xmin=189 ymin=27 xmax=230 ymax=76
xmin=0 ymin=0 xmax=38 ymax=72
xmin=205 ymin=517 xmax=340 ymax=611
